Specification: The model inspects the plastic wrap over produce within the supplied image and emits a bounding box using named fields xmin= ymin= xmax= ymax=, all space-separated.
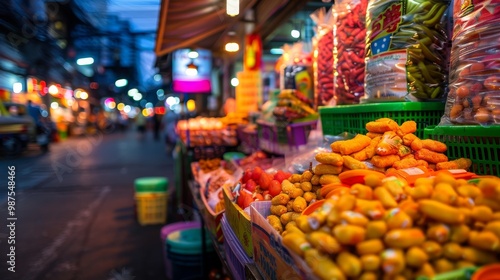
xmin=442 ymin=0 xmax=500 ymax=125
xmin=365 ymin=0 xmax=451 ymax=101
xmin=311 ymin=7 xmax=336 ymax=106
xmin=334 ymin=0 xmax=368 ymax=104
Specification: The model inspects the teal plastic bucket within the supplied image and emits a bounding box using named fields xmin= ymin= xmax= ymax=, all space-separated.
xmin=166 ymin=227 xmax=216 ymax=280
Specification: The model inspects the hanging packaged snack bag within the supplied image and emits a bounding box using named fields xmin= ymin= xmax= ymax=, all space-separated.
xmin=364 ymin=0 xmax=451 ymax=102
xmin=335 ymin=0 xmax=369 ymax=104
xmin=441 ymin=0 xmax=500 ymax=125
xmin=311 ymin=7 xmax=336 ymax=107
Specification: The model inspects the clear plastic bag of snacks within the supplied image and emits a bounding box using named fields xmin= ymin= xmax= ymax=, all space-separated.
xmin=334 ymin=0 xmax=368 ymax=104
xmin=441 ymin=0 xmax=500 ymax=125
xmin=311 ymin=7 xmax=336 ymax=106
xmin=364 ymin=0 xmax=451 ymax=102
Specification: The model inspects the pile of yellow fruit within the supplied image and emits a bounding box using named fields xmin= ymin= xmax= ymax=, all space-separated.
xmin=267 ymin=169 xmax=341 ymax=234
xmin=276 ymin=173 xmax=500 ymax=280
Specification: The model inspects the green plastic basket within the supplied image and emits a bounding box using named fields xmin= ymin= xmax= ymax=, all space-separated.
xmin=424 ymin=125 xmax=500 ymax=176
xmin=319 ymin=102 xmax=445 ymax=138
xmin=416 ymin=267 xmax=477 ymax=280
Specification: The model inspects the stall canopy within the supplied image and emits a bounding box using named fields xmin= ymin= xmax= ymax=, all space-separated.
xmin=155 ymin=0 xmax=313 ymax=58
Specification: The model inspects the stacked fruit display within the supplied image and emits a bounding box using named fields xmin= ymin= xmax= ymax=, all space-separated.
xmin=277 ymin=173 xmax=500 ymax=279
xmin=233 ymin=167 xmax=293 ymax=209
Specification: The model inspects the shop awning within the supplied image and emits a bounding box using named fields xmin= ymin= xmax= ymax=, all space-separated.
xmin=155 ymin=0 xmax=311 ymax=58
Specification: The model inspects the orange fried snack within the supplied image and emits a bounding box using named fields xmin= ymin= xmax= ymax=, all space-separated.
xmin=351 ymin=148 xmax=369 ymax=161
xmin=385 ymin=167 xmax=397 ymax=175
xmin=367 ymin=132 xmax=383 ymax=139
xmin=393 ymin=158 xmax=419 ymax=170
xmin=402 ymin=153 xmax=415 ymax=160
xmin=339 ymin=134 xmax=372 ymax=155
xmin=342 ymin=156 xmax=368 ymax=170
xmin=315 ymin=152 xmax=344 ymax=166
xmin=366 ymin=118 xmax=399 ymax=133
xmin=398 ymin=145 xmax=412 ymax=158
xmin=396 ymin=121 xmax=417 ymax=137
xmin=428 ymin=164 xmax=436 ymax=171
xmin=376 ymin=132 xmax=402 ymax=156
xmin=366 ymin=137 xmax=381 ymax=159
xmin=421 ymin=139 xmax=447 ymax=153
xmin=414 ymin=148 xmax=448 ymax=164
xmin=371 ymin=155 xmax=401 ymax=168
xmin=416 ymin=160 xmax=429 ymax=168
xmin=436 ymin=158 xmax=472 ymax=170
xmin=331 ymin=141 xmax=343 ymax=153
xmin=411 ymin=138 xmax=423 ymax=151
xmin=313 ymin=164 xmax=343 ymax=175
xmin=403 ymin=133 xmax=418 ymax=146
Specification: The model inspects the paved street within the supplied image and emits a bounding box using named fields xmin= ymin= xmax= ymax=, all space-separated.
xmin=0 ymin=129 xmax=179 ymax=280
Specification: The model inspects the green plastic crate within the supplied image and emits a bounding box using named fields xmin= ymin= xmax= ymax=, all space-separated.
xmin=424 ymin=125 xmax=500 ymax=176
xmin=319 ymin=102 xmax=445 ymax=138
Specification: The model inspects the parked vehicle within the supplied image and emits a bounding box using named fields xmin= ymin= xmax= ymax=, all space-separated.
xmin=0 ymin=116 xmax=30 ymax=156
xmin=1 ymin=101 xmax=55 ymax=153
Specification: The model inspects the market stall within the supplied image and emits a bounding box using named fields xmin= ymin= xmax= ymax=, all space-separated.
xmin=155 ymin=0 xmax=500 ymax=279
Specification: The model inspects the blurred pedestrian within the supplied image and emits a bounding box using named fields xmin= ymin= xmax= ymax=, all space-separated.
xmin=152 ymin=112 xmax=162 ymax=141
xmin=136 ymin=112 xmax=146 ymax=139
xmin=162 ymin=108 xmax=179 ymax=152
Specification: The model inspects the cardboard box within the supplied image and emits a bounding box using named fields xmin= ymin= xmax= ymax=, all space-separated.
xmin=223 ymin=185 xmax=253 ymax=257
xmin=251 ymin=201 xmax=310 ymax=280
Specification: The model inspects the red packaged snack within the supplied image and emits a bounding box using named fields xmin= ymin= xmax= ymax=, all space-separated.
xmin=334 ymin=0 xmax=368 ymax=104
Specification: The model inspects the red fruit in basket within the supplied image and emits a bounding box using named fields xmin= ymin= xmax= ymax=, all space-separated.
xmin=252 ymin=166 xmax=263 ymax=181
xmin=269 ymin=180 xmax=282 ymax=197
xmin=259 ymin=173 xmax=272 ymax=190
xmin=253 ymin=193 xmax=264 ymax=201
xmin=242 ymin=169 xmax=253 ymax=184
xmin=243 ymin=195 xmax=254 ymax=209
xmin=273 ymin=170 xmax=287 ymax=183
xmin=237 ymin=191 xmax=247 ymax=208
xmin=245 ymin=179 xmax=257 ymax=192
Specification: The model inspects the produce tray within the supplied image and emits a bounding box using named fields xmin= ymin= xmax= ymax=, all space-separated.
xmin=257 ymin=120 xmax=317 ymax=155
xmin=424 ymin=125 xmax=500 ymax=176
xmin=250 ymin=201 xmax=315 ymax=280
xmin=223 ymin=186 xmax=253 ymax=258
xmin=319 ymin=102 xmax=444 ymax=138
